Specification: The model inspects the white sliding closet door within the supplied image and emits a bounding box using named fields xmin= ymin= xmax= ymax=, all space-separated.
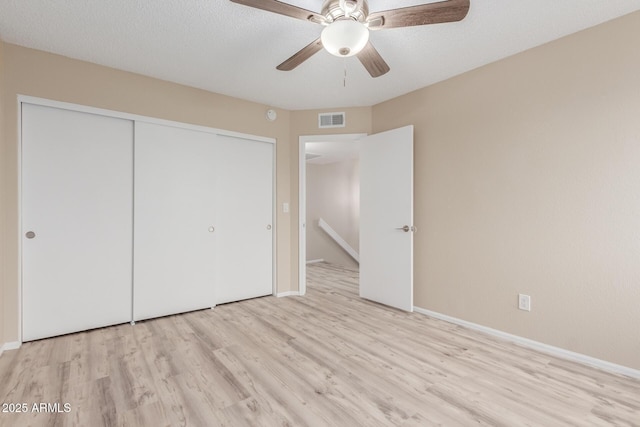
xmin=215 ymin=135 xmax=273 ymax=304
xmin=133 ymin=122 xmax=217 ymax=321
xmin=22 ymin=103 xmax=133 ymax=341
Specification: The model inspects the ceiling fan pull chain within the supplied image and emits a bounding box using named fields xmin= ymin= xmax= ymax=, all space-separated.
xmin=344 ymin=61 xmax=347 ymax=87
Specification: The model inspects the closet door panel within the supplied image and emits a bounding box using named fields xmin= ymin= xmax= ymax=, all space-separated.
xmin=22 ymin=103 xmax=133 ymax=341
xmin=215 ymin=136 xmax=273 ymax=304
xmin=133 ymin=122 xmax=217 ymax=320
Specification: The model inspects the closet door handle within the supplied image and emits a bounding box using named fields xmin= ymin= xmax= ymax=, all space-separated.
xmin=266 ymin=224 xmax=272 ymax=230
xmin=26 ymin=231 xmax=36 ymax=239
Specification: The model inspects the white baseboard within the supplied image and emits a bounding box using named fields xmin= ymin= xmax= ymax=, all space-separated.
xmin=276 ymin=291 xmax=301 ymax=298
xmin=306 ymin=259 xmax=325 ymax=264
xmin=0 ymin=341 xmax=21 ymax=357
xmin=413 ymin=306 xmax=640 ymax=380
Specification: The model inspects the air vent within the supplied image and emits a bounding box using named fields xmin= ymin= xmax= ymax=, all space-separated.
xmin=318 ymin=112 xmax=346 ymax=129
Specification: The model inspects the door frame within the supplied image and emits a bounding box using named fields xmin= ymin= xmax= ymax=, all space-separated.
xmin=17 ymin=95 xmax=277 ymax=344
xmin=298 ymin=133 xmax=367 ymax=296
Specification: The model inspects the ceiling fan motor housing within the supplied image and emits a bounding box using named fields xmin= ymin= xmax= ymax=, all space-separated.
xmin=322 ymin=0 xmax=369 ymax=23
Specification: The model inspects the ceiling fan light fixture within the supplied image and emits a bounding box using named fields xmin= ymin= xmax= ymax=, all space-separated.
xmin=321 ymin=19 xmax=369 ymax=57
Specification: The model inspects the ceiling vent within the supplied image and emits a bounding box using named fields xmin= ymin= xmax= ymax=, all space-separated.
xmin=318 ymin=112 xmax=345 ymax=129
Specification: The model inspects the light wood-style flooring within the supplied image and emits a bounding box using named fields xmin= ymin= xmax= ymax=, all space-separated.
xmin=1 ymin=262 xmax=639 ymax=426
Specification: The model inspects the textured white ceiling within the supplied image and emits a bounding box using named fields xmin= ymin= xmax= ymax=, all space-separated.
xmin=0 ymin=0 xmax=638 ymax=110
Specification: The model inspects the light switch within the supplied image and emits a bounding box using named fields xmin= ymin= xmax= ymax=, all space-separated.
xmin=283 ymin=202 xmax=289 ymax=213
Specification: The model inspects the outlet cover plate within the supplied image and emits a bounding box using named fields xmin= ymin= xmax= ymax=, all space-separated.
xmin=518 ymin=294 xmax=531 ymax=311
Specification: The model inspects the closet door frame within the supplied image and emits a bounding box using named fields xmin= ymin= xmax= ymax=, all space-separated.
xmin=17 ymin=95 xmax=276 ymax=344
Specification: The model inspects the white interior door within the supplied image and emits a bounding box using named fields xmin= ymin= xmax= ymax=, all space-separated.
xmin=133 ymin=122 xmax=217 ymax=320
xmin=359 ymin=125 xmax=414 ymax=311
xmin=215 ymin=135 xmax=274 ymax=304
xmin=22 ymin=103 xmax=133 ymax=341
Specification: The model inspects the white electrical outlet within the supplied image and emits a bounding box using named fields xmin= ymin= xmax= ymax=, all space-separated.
xmin=518 ymin=294 xmax=531 ymax=311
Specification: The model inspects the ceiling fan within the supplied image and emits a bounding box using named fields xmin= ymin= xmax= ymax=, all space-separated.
xmin=230 ymin=0 xmax=470 ymax=78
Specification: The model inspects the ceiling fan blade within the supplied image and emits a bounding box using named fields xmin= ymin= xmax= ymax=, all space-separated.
xmin=357 ymin=42 xmax=390 ymax=78
xmin=367 ymin=0 xmax=470 ymax=30
xmin=230 ymin=0 xmax=325 ymax=24
xmin=277 ymin=38 xmax=324 ymax=71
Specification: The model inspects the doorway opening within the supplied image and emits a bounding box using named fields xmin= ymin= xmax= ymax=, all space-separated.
xmin=299 ymin=134 xmax=366 ymax=295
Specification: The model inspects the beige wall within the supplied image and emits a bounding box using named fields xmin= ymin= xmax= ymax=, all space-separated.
xmin=373 ymin=11 xmax=640 ymax=369
xmin=0 ymin=43 xmax=292 ymax=344
xmin=289 ymin=108 xmax=372 ymax=292
xmin=306 ymin=159 xmax=359 ymax=268
xmin=0 ymin=40 xmax=5 ymax=348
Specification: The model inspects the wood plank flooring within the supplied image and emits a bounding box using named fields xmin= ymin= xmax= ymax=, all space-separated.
xmin=1 ymin=262 xmax=639 ymax=426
